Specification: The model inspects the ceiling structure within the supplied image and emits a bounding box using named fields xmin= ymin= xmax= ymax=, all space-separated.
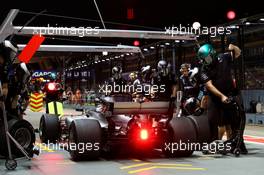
xmin=0 ymin=1 xmax=263 ymax=70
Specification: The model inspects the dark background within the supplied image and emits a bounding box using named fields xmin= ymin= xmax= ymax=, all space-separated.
xmin=1 ymin=0 xmax=263 ymax=29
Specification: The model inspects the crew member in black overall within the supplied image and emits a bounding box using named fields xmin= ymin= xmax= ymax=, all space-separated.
xmin=42 ymin=73 xmax=63 ymax=113
xmin=0 ymin=42 xmax=13 ymax=100
xmin=154 ymin=60 xmax=177 ymax=101
xmin=0 ymin=40 xmax=19 ymax=120
xmin=139 ymin=65 xmax=156 ymax=101
xmin=110 ymin=66 xmax=126 ymax=86
xmin=107 ymin=66 xmax=127 ymax=94
xmin=179 ymin=63 xmax=204 ymax=116
xmin=198 ymin=43 xmax=247 ymax=154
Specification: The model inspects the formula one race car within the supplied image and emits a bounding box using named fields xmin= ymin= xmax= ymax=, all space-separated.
xmin=39 ymin=93 xmax=211 ymax=160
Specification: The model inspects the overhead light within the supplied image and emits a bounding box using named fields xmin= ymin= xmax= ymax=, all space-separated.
xmin=106 ymin=58 xmax=110 ymax=61
xmin=175 ymin=40 xmax=180 ymax=43
xmin=102 ymin=59 xmax=105 ymax=62
xmin=82 ymin=61 xmax=85 ymax=63
xmin=227 ymin=10 xmax=236 ymax=20
xmin=115 ymin=56 xmax=118 ymax=58
xmin=121 ymin=54 xmax=124 ymax=57
xmin=260 ymin=18 xmax=264 ymax=22
xmin=133 ymin=40 xmax=140 ymax=46
xmin=98 ymin=60 xmax=101 ymax=63
xmin=160 ymin=44 xmax=165 ymax=47
xmin=165 ymin=42 xmax=170 ymax=46
xmin=94 ymin=61 xmax=98 ymax=64
xmin=229 ymin=25 xmax=237 ymax=29
xmin=143 ymin=48 xmax=148 ymax=51
xmin=150 ymin=46 xmax=155 ymax=49
xmin=102 ymin=51 xmax=108 ymax=56
xmin=192 ymin=22 xmax=201 ymax=30
xmin=245 ymin=22 xmax=251 ymax=25
xmin=126 ymin=53 xmax=130 ymax=56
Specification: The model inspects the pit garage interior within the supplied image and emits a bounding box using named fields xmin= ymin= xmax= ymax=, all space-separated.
xmin=0 ymin=1 xmax=264 ymax=175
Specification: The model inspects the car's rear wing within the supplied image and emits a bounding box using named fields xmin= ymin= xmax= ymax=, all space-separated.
xmin=111 ymin=101 xmax=171 ymax=115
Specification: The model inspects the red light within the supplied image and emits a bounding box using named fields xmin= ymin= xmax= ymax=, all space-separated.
xmin=133 ymin=40 xmax=140 ymax=46
xmin=140 ymin=129 xmax=148 ymax=140
xmin=227 ymin=10 xmax=236 ymax=20
xmin=48 ymin=83 xmax=56 ymax=91
xmin=127 ymin=8 xmax=134 ymax=20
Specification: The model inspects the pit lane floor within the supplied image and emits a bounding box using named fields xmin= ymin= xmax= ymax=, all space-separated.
xmin=1 ymin=109 xmax=264 ymax=175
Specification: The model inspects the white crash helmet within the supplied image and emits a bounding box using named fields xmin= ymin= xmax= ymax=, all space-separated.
xmin=157 ymin=60 xmax=168 ymax=76
xmin=112 ymin=66 xmax=122 ymax=79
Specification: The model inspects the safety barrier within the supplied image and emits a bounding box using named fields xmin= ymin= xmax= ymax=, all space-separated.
xmin=256 ymin=114 xmax=264 ymax=125
xmin=241 ymin=90 xmax=264 ymax=112
xmin=246 ymin=113 xmax=264 ymax=125
xmin=29 ymin=93 xmax=44 ymax=112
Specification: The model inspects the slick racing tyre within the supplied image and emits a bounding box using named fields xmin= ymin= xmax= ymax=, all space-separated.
xmin=162 ymin=117 xmax=197 ymax=157
xmin=39 ymin=114 xmax=60 ymax=144
xmin=0 ymin=119 xmax=35 ymax=158
xmin=68 ymin=119 xmax=102 ymax=161
xmin=188 ymin=114 xmax=211 ymax=144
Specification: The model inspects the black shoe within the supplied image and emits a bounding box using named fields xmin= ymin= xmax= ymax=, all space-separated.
xmin=240 ymin=141 xmax=248 ymax=154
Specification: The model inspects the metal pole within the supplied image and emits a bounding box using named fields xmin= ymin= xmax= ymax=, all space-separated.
xmin=172 ymin=43 xmax=176 ymax=75
xmin=62 ymin=57 xmax=65 ymax=89
xmin=177 ymin=41 xmax=183 ymax=79
xmin=160 ymin=47 xmax=164 ymax=60
xmin=0 ymin=9 xmax=19 ymax=42
xmin=220 ymin=35 xmax=225 ymax=53
xmin=237 ymin=25 xmax=245 ymax=89
xmin=93 ymin=0 xmax=106 ymax=29
xmin=13 ymin=26 xmax=196 ymax=40
xmin=241 ymin=25 xmax=246 ymax=89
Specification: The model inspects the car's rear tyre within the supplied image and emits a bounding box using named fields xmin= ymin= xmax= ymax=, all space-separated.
xmin=39 ymin=114 xmax=60 ymax=144
xmin=68 ymin=119 xmax=102 ymax=161
xmin=162 ymin=117 xmax=197 ymax=157
xmin=0 ymin=119 xmax=35 ymax=158
xmin=187 ymin=114 xmax=211 ymax=144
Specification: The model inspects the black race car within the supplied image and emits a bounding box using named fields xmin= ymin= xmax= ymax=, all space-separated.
xmin=39 ymin=93 xmax=211 ymax=160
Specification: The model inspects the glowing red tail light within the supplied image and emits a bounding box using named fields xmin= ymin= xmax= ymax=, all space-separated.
xmin=140 ymin=129 xmax=149 ymax=140
xmin=48 ymin=83 xmax=56 ymax=91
